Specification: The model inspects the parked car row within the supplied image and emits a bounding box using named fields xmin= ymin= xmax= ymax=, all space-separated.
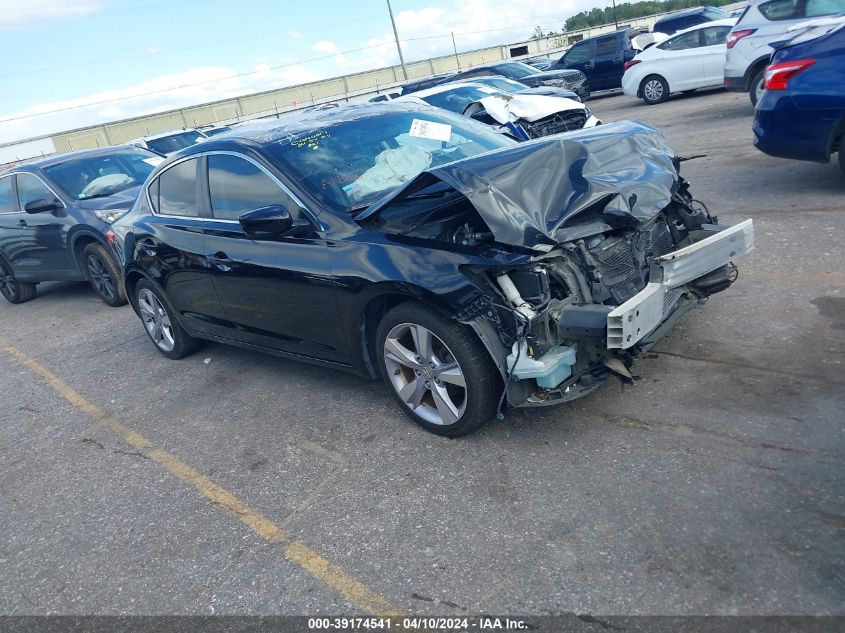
xmin=0 ymin=98 xmax=755 ymax=437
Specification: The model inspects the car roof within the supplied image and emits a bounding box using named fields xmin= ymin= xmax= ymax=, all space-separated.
xmin=2 ymin=145 xmax=155 ymax=171
xmin=669 ymin=17 xmax=738 ymax=37
xmin=656 ymin=6 xmax=719 ymax=22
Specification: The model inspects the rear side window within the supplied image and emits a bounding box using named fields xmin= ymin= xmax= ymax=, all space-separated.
xmin=702 ymin=25 xmax=732 ymax=46
xmin=207 ymin=154 xmax=291 ymax=221
xmin=659 ymin=30 xmax=702 ymax=51
xmin=595 ymin=36 xmax=617 ymax=56
xmin=759 ymin=0 xmax=845 ymax=20
xmin=156 ymin=158 xmax=199 ymax=217
xmin=0 ymin=175 xmax=14 ymax=213
xmin=16 ymin=173 xmax=56 ymax=210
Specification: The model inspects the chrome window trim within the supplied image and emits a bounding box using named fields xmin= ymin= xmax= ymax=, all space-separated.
xmin=147 ymin=150 xmax=319 ymax=229
xmin=8 ymin=171 xmax=67 ymax=210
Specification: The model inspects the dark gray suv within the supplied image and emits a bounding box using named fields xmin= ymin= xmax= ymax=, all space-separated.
xmin=0 ymin=146 xmax=162 ymax=305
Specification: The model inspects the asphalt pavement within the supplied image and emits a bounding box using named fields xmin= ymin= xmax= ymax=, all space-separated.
xmin=1 ymin=89 xmax=843 ymax=617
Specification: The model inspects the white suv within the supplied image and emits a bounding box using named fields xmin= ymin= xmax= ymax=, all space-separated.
xmin=724 ymin=0 xmax=845 ymax=105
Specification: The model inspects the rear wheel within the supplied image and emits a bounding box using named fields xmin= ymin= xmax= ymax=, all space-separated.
xmin=135 ymin=279 xmax=200 ymax=359
xmin=641 ymin=75 xmax=669 ymax=105
xmin=749 ymin=69 xmax=764 ymax=106
xmin=0 ymin=258 xmax=36 ymax=304
xmin=83 ymin=242 xmax=127 ymax=307
xmin=377 ymin=302 xmax=500 ymax=437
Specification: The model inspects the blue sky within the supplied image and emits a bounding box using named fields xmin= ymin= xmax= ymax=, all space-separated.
xmin=0 ymin=0 xmax=596 ymax=143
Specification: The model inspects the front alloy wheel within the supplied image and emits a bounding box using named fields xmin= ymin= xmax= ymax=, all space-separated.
xmin=384 ymin=322 xmax=467 ymax=426
xmin=82 ymin=242 xmax=127 ymax=307
xmin=377 ymin=302 xmax=500 ymax=437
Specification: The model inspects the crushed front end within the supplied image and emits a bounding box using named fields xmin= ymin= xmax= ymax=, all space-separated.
xmin=359 ymin=121 xmax=755 ymax=411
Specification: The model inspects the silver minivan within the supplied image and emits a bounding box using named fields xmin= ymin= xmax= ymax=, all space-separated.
xmin=723 ymin=0 xmax=845 ymax=104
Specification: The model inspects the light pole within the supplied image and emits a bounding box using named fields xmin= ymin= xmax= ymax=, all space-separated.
xmin=612 ymin=0 xmax=618 ymax=29
xmin=386 ymin=0 xmax=408 ymax=80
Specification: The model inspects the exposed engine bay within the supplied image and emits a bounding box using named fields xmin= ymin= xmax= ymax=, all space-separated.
xmin=358 ymin=121 xmax=755 ymax=410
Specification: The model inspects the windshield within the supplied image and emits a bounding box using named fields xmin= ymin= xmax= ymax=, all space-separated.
xmin=419 ymin=85 xmax=507 ymax=114
xmin=472 ymin=76 xmax=529 ymax=92
xmin=44 ymin=149 xmax=163 ymax=200
xmin=264 ymin=110 xmax=515 ymax=211
xmin=494 ymin=62 xmax=537 ymax=79
xmin=146 ymin=131 xmax=206 ymax=155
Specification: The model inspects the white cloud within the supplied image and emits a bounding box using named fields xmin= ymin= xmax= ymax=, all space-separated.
xmin=312 ymin=40 xmax=339 ymax=54
xmin=0 ymin=0 xmax=107 ymax=29
xmin=0 ymin=64 xmax=321 ymax=144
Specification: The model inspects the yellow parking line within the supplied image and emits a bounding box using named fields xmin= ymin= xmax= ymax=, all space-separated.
xmin=1 ymin=339 xmax=401 ymax=616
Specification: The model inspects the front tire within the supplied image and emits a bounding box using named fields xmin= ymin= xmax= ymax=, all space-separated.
xmin=641 ymin=75 xmax=669 ymax=105
xmin=376 ymin=302 xmax=500 ymax=437
xmin=83 ymin=242 xmax=127 ymax=307
xmin=0 ymin=258 xmax=36 ymax=304
xmin=135 ymin=279 xmax=200 ymax=359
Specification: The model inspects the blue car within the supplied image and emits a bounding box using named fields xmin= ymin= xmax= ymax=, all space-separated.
xmin=0 ymin=146 xmax=163 ymax=305
xmin=753 ymin=20 xmax=845 ymax=173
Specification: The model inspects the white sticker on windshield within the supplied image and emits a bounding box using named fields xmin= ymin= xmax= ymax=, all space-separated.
xmin=143 ymin=157 xmax=165 ymax=166
xmin=409 ymin=119 xmax=452 ymax=142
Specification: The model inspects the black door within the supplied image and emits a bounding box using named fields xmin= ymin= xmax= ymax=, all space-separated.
xmin=141 ymin=157 xmax=227 ymax=337
xmin=201 ymin=153 xmax=349 ymax=363
xmin=14 ymin=173 xmax=76 ymax=277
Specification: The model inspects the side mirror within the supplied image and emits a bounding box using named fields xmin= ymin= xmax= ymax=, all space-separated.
xmin=239 ymin=205 xmax=313 ymax=240
xmin=25 ymin=198 xmax=62 ymax=214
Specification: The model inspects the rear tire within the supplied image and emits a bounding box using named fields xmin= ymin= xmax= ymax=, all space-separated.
xmin=83 ymin=242 xmax=127 ymax=307
xmin=376 ymin=302 xmax=500 ymax=437
xmin=0 ymin=258 xmax=36 ymax=304
xmin=641 ymin=75 xmax=669 ymax=105
xmin=135 ymin=278 xmax=200 ymax=360
xmin=749 ymin=69 xmax=764 ymax=106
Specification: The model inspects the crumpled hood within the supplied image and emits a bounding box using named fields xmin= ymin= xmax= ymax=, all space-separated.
xmin=360 ymin=121 xmax=679 ymax=250
xmin=477 ymin=94 xmax=585 ymax=124
xmin=77 ymin=185 xmax=142 ymax=211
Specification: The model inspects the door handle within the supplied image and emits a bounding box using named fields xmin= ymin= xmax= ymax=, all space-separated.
xmin=585 ymin=61 xmax=594 ymax=69
xmin=18 ymin=219 xmax=26 ymax=227
xmin=139 ymin=239 xmax=158 ymax=256
xmin=207 ymin=251 xmax=233 ymax=272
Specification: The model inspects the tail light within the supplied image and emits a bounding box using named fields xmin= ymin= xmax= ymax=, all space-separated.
xmin=624 ymin=60 xmax=641 ymax=71
xmin=763 ymin=59 xmax=816 ymax=90
xmin=105 ymin=231 xmax=116 ymax=247
xmin=727 ymin=29 xmax=756 ymax=49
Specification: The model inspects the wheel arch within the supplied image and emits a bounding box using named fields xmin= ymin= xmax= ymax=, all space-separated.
xmin=69 ymin=229 xmax=109 ymax=275
xmin=124 ymin=268 xmax=156 ymax=317
xmin=357 ymin=285 xmax=456 ymax=379
xmin=745 ymin=56 xmax=770 ymax=90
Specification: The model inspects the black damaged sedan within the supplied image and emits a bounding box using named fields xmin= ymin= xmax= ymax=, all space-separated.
xmin=112 ymin=103 xmax=754 ymax=436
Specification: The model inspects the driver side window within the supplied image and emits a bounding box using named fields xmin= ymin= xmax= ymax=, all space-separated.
xmin=207 ymin=154 xmax=301 ymax=222
xmin=16 ymin=174 xmax=57 ymax=211
xmin=565 ymin=41 xmax=592 ymax=63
